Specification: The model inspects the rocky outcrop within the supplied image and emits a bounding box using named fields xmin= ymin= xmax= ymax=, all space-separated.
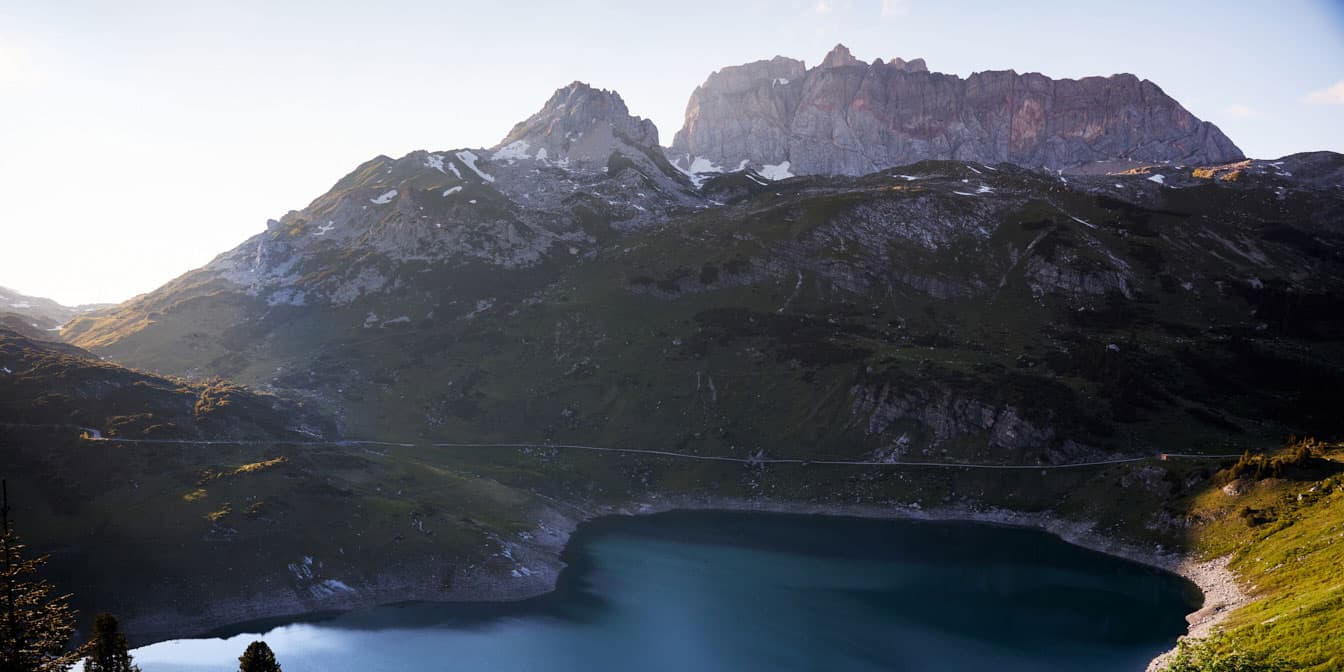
xmin=671 ymin=44 xmax=1244 ymax=175
xmin=849 ymin=381 xmax=1056 ymax=455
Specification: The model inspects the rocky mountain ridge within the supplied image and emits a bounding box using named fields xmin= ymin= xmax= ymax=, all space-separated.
xmin=670 ymin=44 xmax=1244 ymax=176
xmin=62 ymin=82 xmax=706 ymax=325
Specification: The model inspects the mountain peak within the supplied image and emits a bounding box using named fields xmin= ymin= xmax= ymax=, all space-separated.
xmin=819 ymin=43 xmax=860 ymax=68
xmin=544 ymin=80 xmax=618 ymax=110
xmin=494 ymin=81 xmax=659 ymax=164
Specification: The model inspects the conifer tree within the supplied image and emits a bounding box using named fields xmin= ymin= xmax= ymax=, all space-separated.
xmin=0 ymin=481 xmax=80 ymax=672
xmin=84 ymin=614 xmax=138 ymax=672
xmin=238 ymin=641 xmax=281 ymax=672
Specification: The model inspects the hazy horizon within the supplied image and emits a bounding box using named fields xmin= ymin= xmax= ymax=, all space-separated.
xmin=4 ymin=0 xmax=1344 ymax=306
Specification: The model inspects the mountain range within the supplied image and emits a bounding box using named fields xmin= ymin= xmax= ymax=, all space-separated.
xmin=58 ymin=45 xmax=1342 ymax=455
xmin=4 ymin=45 xmax=1343 ymax=666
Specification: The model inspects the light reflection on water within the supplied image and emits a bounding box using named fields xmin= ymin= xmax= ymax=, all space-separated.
xmin=132 ymin=512 xmax=1199 ymax=672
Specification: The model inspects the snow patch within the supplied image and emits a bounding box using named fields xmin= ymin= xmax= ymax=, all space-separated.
xmin=443 ymin=186 xmax=463 ymax=197
xmin=689 ymin=156 xmax=723 ymax=174
xmin=535 ymin=147 xmax=549 ymax=161
xmin=446 ymin=161 xmax=463 ymax=179
xmin=676 ymin=155 xmax=742 ymax=187
xmin=1069 ymin=215 xmax=1097 ymax=230
xmin=975 ymin=184 xmax=993 ymax=194
xmin=492 ymin=140 xmax=532 ymax=162
xmin=455 ymin=150 xmax=495 ymax=183
xmin=1147 ymin=174 xmax=1166 ymax=185
xmin=370 ymin=190 xmax=397 ymax=204
xmin=759 ymin=161 xmax=793 ymax=180
xmin=425 ymin=154 xmax=446 ymax=173
xmin=314 ymin=221 xmax=335 ymax=236
xmin=895 ymin=174 xmax=921 ymax=181
xmin=773 ymin=77 xmax=790 ymax=86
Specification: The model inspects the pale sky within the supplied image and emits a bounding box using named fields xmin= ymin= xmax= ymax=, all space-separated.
xmin=3 ymin=0 xmax=1343 ymax=306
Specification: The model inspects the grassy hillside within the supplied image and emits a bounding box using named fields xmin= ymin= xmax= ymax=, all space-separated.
xmin=1179 ymin=438 xmax=1344 ymax=671
xmin=0 ymin=329 xmax=551 ymax=641
xmin=5 ymin=320 xmax=1344 ymax=666
xmin=0 ymin=328 xmax=324 ymax=439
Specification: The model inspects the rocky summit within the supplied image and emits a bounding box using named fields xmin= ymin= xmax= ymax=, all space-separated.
xmin=671 ymin=44 xmax=1244 ymax=176
xmin=496 ymin=81 xmax=661 ymax=166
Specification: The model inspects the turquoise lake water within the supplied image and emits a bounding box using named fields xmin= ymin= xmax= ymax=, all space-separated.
xmin=132 ymin=511 xmax=1200 ymax=671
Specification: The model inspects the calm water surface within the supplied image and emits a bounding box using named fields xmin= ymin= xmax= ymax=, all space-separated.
xmin=133 ymin=511 xmax=1200 ymax=671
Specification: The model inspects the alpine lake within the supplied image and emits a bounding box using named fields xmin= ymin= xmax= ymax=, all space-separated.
xmin=133 ymin=511 xmax=1200 ymax=671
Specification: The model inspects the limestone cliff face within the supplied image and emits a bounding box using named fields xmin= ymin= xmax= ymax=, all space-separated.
xmin=671 ymin=44 xmax=1243 ymax=175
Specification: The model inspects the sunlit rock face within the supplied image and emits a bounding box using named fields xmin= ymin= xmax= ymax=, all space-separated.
xmin=671 ymin=44 xmax=1244 ymax=175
